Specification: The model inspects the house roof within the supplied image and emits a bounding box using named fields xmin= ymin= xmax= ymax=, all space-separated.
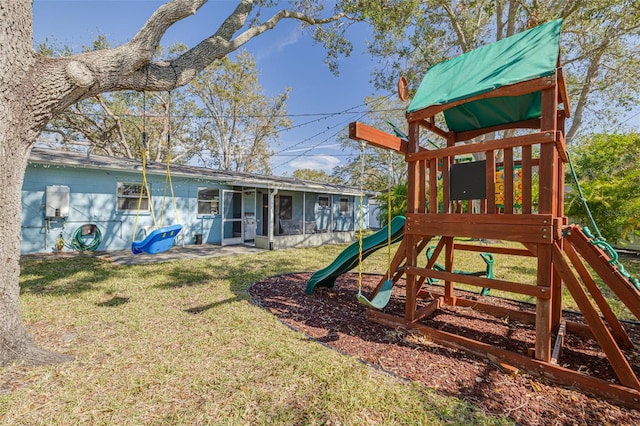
xmin=28 ymin=148 xmax=367 ymax=196
xmin=407 ymin=19 xmax=563 ymax=133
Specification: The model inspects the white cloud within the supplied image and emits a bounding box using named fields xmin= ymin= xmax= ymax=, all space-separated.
xmin=255 ymin=29 xmax=302 ymax=61
xmin=290 ymin=155 xmax=340 ymax=170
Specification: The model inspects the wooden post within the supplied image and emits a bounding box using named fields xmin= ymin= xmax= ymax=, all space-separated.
xmin=405 ymin=121 xmax=421 ymax=321
xmin=418 ymin=159 xmax=426 ymax=214
xmin=535 ymin=79 xmax=559 ymax=362
xmin=522 ymin=145 xmax=532 ymax=214
xmin=504 ymin=147 xmax=514 ymax=214
xmin=444 ymin=237 xmax=456 ymax=305
xmin=486 ymin=150 xmax=496 ymax=214
xmin=429 ymin=158 xmax=438 ymax=213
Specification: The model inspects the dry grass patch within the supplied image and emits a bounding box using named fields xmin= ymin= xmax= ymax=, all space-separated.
xmin=3 ymin=246 xmax=510 ymax=425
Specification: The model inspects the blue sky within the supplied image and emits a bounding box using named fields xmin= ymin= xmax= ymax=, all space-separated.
xmin=32 ymin=0 xmax=385 ymax=176
xmin=32 ymin=1 xmax=640 ymax=176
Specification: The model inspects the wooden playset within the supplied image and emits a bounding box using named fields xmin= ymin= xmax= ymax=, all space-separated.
xmin=345 ymin=20 xmax=640 ymax=407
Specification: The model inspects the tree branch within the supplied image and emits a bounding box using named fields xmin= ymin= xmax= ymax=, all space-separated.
xmin=45 ymin=0 xmax=344 ymax=112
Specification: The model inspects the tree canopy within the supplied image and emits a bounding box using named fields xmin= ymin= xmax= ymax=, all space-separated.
xmin=318 ymin=0 xmax=640 ymax=141
xmin=39 ymin=39 xmax=291 ymax=172
xmin=185 ymin=50 xmax=291 ymax=174
xmin=566 ymin=133 xmax=640 ymax=242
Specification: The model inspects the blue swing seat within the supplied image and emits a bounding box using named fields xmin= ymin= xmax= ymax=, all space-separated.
xmin=131 ymin=224 xmax=183 ymax=255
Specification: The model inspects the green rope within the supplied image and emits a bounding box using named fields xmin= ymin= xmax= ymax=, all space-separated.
xmin=567 ymin=151 xmax=602 ymax=238
xmin=568 ymin=152 xmax=640 ymax=290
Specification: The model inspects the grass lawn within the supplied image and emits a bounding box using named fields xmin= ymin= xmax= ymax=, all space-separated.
xmin=2 ymin=241 xmax=638 ymax=424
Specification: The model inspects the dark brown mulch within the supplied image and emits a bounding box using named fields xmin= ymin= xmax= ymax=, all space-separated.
xmin=249 ymin=272 xmax=640 ymax=426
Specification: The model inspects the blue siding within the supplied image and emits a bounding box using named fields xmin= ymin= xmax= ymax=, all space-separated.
xmin=21 ymin=160 xmax=369 ymax=254
xmin=21 ymin=163 xmax=228 ymax=254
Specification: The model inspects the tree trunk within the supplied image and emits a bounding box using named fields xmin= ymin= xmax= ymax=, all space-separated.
xmin=0 ymin=115 xmax=72 ymax=366
xmin=0 ymin=0 xmax=342 ymax=367
xmin=0 ymin=97 xmax=73 ymax=366
xmin=0 ymin=0 xmax=73 ymax=366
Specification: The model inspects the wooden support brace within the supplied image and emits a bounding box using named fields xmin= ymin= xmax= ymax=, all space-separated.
xmin=406 ymin=266 xmax=551 ymax=299
xmin=564 ymin=225 xmax=640 ymax=320
xmin=563 ymin=241 xmax=634 ymax=349
xmin=552 ymin=244 xmax=640 ymax=390
xmin=412 ymin=297 xmax=444 ymax=323
xmin=349 ymin=121 xmax=408 ymax=153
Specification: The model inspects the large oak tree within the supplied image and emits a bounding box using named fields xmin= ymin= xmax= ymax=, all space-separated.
xmin=0 ymin=0 xmax=342 ymax=366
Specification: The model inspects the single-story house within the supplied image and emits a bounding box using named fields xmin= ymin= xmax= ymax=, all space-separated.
xmin=21 ymin=148 xmax=372 ymax=255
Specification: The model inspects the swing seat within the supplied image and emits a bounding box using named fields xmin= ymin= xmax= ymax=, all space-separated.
xmin=131 ymin=224 xmax=183 ymax=255
xmin=356 ymin=278 xmax=394 ymax=309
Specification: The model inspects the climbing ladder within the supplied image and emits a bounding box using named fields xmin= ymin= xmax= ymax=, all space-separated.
xmin=552 ymin=224 xmax=640 ymax=390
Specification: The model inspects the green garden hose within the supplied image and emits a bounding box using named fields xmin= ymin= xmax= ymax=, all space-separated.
xmin=71 ymin=225 xmax=102 ymax=252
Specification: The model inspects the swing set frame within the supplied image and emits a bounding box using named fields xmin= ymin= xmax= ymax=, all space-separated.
xmin=348 ymin=20 xmax=640 ymax=408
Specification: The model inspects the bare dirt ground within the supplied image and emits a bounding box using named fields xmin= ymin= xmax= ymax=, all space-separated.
xmin=250 ymin=272 xmax=640 ymax=426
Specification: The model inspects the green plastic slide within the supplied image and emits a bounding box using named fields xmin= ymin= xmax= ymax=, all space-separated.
xmin=305 ymin=216 xmax=406 ymax=295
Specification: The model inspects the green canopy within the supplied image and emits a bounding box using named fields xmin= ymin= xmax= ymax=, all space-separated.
xmin=408 ymin=19 xmax=562 ymax=133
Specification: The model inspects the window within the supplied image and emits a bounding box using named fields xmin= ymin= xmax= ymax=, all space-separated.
xmin=117 ymin=182 xmax=149 ymax=211
xmin=318 ymin=196 xmax=329 ymax=208
xmin=339 ymin=197 xmax=350 ymax=214
xmin=277 ymin=195 xmax=293 ymax=220
xmin=198 ymin=188 xmax=219 ymax=215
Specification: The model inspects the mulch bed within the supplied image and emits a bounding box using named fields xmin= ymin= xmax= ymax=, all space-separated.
xmin=249 ymin=272 xmax=640 ymax=426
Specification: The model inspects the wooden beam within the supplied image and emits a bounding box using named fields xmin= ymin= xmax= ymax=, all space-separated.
xmin=406 ymin=76 xmax=555 ymax=123
xmin=454 ymin=118 xmax=541 ymax=142
xmin=407 ymin=213 xmax=554 ymax=227
xmin=551 ymin=320 xmax=566 ymax=365
xmin=486 ymin=150 xmax=496 ymax=214
xmin=412 ymin=297 xmax=443 ymax=323
xmin=564 ymin=225 xmax=640 ymax=320
xmin=562 ymin=242 xmax=633 ymax=349
xmin=349 ymin=121 xmax=407 ymax=153
xmin=429 ymin=158 xmax=438 ymax=213
xmin=535 ymin=243 xmax=553 ymax=362
xmin=365 ymin=311 xmax=640 ymax=410
xmin=406 ymin=132 xmax=558 ymax=163
xmin=419 ymin=118 xmax=451 ymax=139
xmin=555 ymin=131 xmax=568 ymax=163
xmin=405 ymin=213 xmax=554 ymax=244
xmin=453 ymin=243 xmax=536 ymax=257
xmin=557 ymin=67 xmax=571 ymax=117
xmin=444 ymin=237 xmax=456 ymax=304
xmin=504 ymin=147 xmax=514 ymax=214
xmin=522 ymin=144 xmax=533 ymax=214
xmin=405 ymin=265 xmax=551 ymax=299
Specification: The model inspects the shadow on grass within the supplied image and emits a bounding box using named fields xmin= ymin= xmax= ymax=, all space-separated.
xmin=96 ymin=296 xmax=130 ymax=307
xmin=20 ymin=256 xmax=114 ymax=296
xmin=184 ymin=296 xmax=239 ymax=314
xmin=150 ymin=266 xmax=218 ymax=290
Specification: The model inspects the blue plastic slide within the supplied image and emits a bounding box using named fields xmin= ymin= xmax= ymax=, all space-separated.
xmin=305 ymin=216 xmax=406 ymax=294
